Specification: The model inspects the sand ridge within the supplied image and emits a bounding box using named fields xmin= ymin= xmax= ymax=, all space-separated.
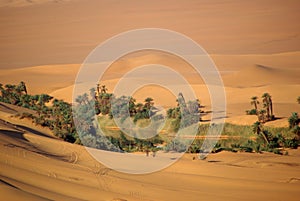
xmin=0 ymin=52 xmax=299 ymax=125
xmin=0 ymin=104 xmax=300 ymax=201
xmin=0 ymin=0 xmax=300 ymax=68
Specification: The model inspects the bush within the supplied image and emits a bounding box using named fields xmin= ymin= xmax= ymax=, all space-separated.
xmin=292 ymin=125 xmax=300 ymax=135
xmin=288 ymin=112 xmax=299 ymax=129
xmin=165 ymin=139 xmax=187 ymax=152
xmin=284 ymin=138 xmax=298 ymax=149
xmin=268 ymin=139 xmax=280 ymax=149
xmin=19 ymin=112 xmax=34 ymax=119
xmin=273 ymin=149 xmax=282 ymax=155
xmin=240 ymin=146 xmax=253 ymax=153
xmin=246 ymin=109 xmax=257 ymax=115
xmin=254 ymin=143 xmax=261 ymax=153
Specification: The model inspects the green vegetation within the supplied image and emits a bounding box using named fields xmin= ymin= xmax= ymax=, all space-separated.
xmin=246 ymin=96 xmax=259 ymax=115
xmin=262 ymin=93 xmax=274 ymax=121
xmin=210 ymin=123 xmax=298 ymax=155
xmin=0 ymin=81 xmax=298 ymax=156
xmin=246 ymin=93 xmax=275 ymax=122
xmin=0 ymin=81 xmax=78 ymax=142
xmin=288 ymin=112 xmax=300 ymax=136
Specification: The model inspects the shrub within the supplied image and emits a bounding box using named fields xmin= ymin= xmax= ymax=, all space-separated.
xmin=284 ymin=138 xmax=298 ymax=149
xmin=288 ymin=112 xmax=299 ymax=129
xmin=292 ymin=125 xmax=300 ymax=135
xmin=240 ymin=147 xmax=253 ymax=153
xmin=164 ymin=139 xmax=187 ymax=152
xmin=19 ymin=112 xmax=34 ymax=119
xmin=246 ymin=109 xmax=257 ymax=115
xmin=273 ymin=149 xmax=282 ymax=155
xmin=254 ymin=143 xmax=261 ymax=153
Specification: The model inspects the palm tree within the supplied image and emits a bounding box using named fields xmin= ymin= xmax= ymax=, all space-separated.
xmin=250 ymin=96 xmax=259 ymax=111
xmin=38 ymin=94 xmax=53 ymax=106
xmin=100 ymin=85 xmax=107 ymax=94
xmin=262 ymin=93 xmax=273 ymax=121
xmin=128 ymin=96 xmax=136 ymax=116
xmin=100 ymin=93 xmax=112 ymax=115
xmin=269 ymin=96 xmax=273 ymax=119
xmin=51 ymin=99 xmax=61 ymax=130
xmin=18 ymin=94 xmax=31 ymax=108
xmin=177 ymin=92 xmax=188 ymax=115
xmin=18 ymin=81 xmax=27 ymax=95
xmin=30 ymin=94 xmax=39 ymax=110
xmin=258 ymin=109 xmax=266 ymax=123
xmin=136 ymin=103 xmax=143 ymax=113
xmin=186 ymin=100 xmax=196 ymax=113
xmin=89 ymin=88 xmax=96 ymax=100
xmin=82 ymin=93 xmax=89 ymax=104
xmin=4 ymin=84 xmax=17 ymax=104
xmin=288 ymin=112 xmax=299 ymax=129
xmin=252 ymin=121 xmax=269 ymax=144
xmin=140 ymin=97 xmax=153 ymax=119
xmin=253 ymin=121 xmax=262 ymax=135
xmin=144 ymin=97 xmax=154 ymax=110
xmin=4 ymin=84 xmax=14 ymax=93
xmin=75 ymin=95 xmax=84 ymax=105
xmin=96 ymin=84 xmax=101 ymax=96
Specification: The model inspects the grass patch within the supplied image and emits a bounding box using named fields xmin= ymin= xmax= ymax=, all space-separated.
xmin=98 ymin=116 xmax=298 ymax=154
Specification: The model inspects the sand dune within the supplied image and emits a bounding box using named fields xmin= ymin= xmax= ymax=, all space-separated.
xmin=0 ymin=104 xmax=300 ymax=201
xmin=0 ymin=64 xmax=80 ymax=95
xmin=0 ymin=51 xmax=299 ymax=123
xmin=1 ymin=0 xmax=300 ymax=68
xmin=223 ymin=64 xmax=299 ymax=87
xmin=1 ymin=1 xmax=300 ymax=200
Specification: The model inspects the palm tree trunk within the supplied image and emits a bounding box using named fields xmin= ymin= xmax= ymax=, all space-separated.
xmin=269 ymin=99 xmax=273 ymax=117
xmin=266 ymin=107 xmax=270 ymax=121
xmin=261 ymin=133 xmax=269 ymax=145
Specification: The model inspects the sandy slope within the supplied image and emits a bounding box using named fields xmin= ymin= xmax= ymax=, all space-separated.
xmin=0 ymin=0 xmax=300 ymax=68
xmin=0 ymin=103 xmax=300 ymax=201
xmin=0 ymin=0 xmax=299 ymax=124
xmin=0 ymin=52 xmax=299 ymax=126
xmin=0 ymin=1 xmax=300 ymax=200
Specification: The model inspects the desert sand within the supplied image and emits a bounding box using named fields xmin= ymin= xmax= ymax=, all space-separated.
xmin=0 ymin=0 xmax=300 ymax=200
xmin=1 ymin=103 xmax=300 ymax=201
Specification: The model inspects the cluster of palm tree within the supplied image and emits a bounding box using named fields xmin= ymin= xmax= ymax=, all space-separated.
xmin=166 ymin=93 xmax=203 ymax=131
xmin=247 ymin=93 xmax=274 ymax=123
xmin=0 ymin=82 xmax=193 ymax=151
xmin=24 ymin=97 xmax=78 ymax=143
xmin=0 ymin=81 xmax=28 ymax=106
xmin=73 ymin=88 xmax=164 ymax=151
xmin=51 ymin=99 xmax=78 ymax=142
xmin=74 ymin=86 xmax=203 ymax=151
xmin=252 ymin=121 xmax=298 ymax=150
xmin=90 ymin=84 xmax=159 ymax=123
xmin=0 ymin=81 xmax=79 ymax=143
